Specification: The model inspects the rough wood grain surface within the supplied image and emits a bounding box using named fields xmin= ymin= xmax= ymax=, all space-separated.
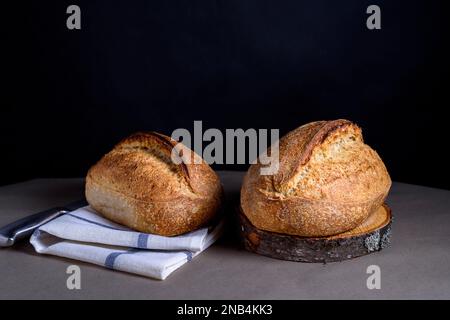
xmin=239 ymin=204 xmax=392 ymax=263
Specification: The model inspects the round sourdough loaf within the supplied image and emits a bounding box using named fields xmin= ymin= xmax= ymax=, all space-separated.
xmin=241 ymin=119 xmax=391 ymax=237
xmin=85 ymin=132 xmax=223 ymax=236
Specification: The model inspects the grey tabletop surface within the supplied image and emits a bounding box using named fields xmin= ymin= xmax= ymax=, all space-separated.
xmin=0 ymin=171 xmax=449 ymax=299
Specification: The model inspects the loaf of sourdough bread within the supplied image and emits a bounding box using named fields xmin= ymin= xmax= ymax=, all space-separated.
xmin=241 ymin=119 xmax=391 ymax=237
xmin=85 ymin=132 xmax=223 ymax=236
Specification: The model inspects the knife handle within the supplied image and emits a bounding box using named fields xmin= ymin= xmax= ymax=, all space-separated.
xmin=0 ymin=207 xmax=68 ymax=247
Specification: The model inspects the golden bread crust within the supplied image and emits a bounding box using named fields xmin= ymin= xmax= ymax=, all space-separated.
xmin=86 ymin=132 xmax=222 ymax=236
xmin=241 ymin=120 xmax=391 ymax=237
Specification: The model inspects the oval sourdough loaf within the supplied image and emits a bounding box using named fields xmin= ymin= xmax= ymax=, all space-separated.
xmin=85 ymin=132 xmax=223 ymax=236
xmin=241 ymin=119 xmax=391 ymax=237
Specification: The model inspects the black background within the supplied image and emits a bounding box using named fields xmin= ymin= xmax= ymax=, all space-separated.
xmin=3 ymin=1 xmax=450 ymax=189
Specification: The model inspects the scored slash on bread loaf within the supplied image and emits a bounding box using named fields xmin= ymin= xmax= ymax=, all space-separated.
xmin=85 ymin=132 xmax=223 ymax=236
xmin=241 ymin=119 xmax=392 ymax=237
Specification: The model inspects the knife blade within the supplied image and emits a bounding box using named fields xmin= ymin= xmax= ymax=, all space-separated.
xmin=0 ymin=199 xmax=88 ymax=247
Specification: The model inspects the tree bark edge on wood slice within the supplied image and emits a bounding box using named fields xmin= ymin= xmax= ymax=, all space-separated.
xmin=239 ymin=204 xmax=392 ymax=263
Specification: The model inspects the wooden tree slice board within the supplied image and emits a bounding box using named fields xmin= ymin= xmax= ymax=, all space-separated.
xmin=239 ymin=204 xmax=392 ymax=263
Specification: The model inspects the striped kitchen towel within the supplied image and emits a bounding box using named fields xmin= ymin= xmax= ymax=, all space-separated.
xmin=30 ymin=206 xmax=224 ymax=280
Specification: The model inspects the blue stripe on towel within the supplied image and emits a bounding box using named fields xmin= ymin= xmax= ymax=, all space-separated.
xmin=137 ymin=233 xmax=149 ymax=249
xmin=105 ymin=249 xmax=138 ymax=269
xmin=185 ymin=251 xmax=193 ymax=262
xmin=67 ymin=213 xmax=125 ymax=231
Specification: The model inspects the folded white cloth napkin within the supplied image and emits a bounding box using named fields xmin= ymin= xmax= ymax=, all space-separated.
xmin=30 ymin=206 xmax=224 ymax=280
